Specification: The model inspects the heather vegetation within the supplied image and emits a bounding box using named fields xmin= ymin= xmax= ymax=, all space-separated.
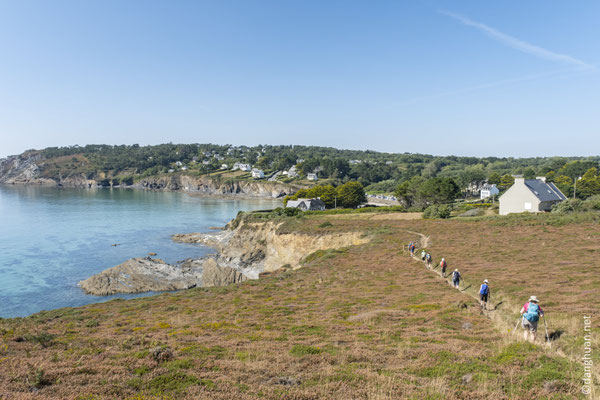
xmin=0 ymin=210 xmax=597 ymax=399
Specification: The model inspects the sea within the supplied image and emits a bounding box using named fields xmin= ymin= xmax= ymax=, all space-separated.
xmin=0 ymin=185 xmax=280 ymax=318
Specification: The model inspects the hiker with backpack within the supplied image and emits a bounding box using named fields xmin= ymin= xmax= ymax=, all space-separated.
xmin=440 ymin=258 xmax=447 ymax=276
xmin=425 ymin=253 xmax=432 ymax=269
xmin=421 ymin=249 xmax=426 ymax=261
xmin=520 ymin=296 xmax=544 ymax=343
xmin=479 ymin=279 xmax=490 ymax=310
xmin=408 ymin=242 xmax=415 ymax=256
xmin=452 ymin=269 xmax=461 ymax=289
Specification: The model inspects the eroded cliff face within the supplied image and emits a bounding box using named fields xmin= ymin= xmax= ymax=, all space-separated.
xmin=175 ymin=220 xmax=371 ymax=279
xmin=81 ymin=218 xmax=369 ymax=295
xmin=0 ymin=152 xmax=300 ymax=197
xmin=135 ymin=175 xmax=302 ymax=198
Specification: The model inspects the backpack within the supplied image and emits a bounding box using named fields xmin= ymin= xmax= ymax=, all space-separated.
xmin=524 ymin=302 xmax=540 ymax=322
xmin=479 ymin=284 xmax=489 ymax=295
xmin=441 ymin=261 xmax=447 ymax=268
xmin=453 ymin=271 xmax=460 ymax=281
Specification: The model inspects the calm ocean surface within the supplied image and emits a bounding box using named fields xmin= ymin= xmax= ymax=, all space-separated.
xmin=0 ymin=185 xmax=279 ymax=318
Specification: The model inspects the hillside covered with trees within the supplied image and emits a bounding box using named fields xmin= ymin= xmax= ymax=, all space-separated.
xmin=10 ymin=143 xmax=600 ymax=207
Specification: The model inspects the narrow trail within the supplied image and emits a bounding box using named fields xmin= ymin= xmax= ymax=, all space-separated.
xmin=404 ymin=229 xmax=600 ymax=395
xmin=405 ymin=230 xmax=550 ymax=345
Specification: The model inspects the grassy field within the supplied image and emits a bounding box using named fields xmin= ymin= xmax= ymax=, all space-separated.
xmin=0 ymin=212 xmax=597 ymax=399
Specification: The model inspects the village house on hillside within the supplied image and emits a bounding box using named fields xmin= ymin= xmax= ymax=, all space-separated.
xmin=480 ymin=183 xmax=499 ymax=200
xmin=307 ymin=173 xmax=318 ymax=181
xmin=251 ymin=168 xmax=264 ymax=179
xmin=499 ymin=177 xmax=567 ymax=215
xmin=286 ymin=198 xmax=326 ymax=211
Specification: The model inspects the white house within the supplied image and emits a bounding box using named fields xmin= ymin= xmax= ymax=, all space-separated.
xmin=287 ymin=166 xmax=298 ymax=178
xmin=307 ymin=173 xmax=318 ymax=181
xmin=220 ymin=164 xmax=229 ymax=170
xmin=239 ymin=164 xmax=252 ymax=172
xmin=175 ymin=161 xmax=183 ymax=167
xmin=480 ymin=184 xmax=499 ymax=200
xmin=181 ymin=166 xmax=188 ymax=171
xmin=286 ymin=198 xmax=326 ymax=211
xmin=251 ymin=168 xmax=264 ymax=179
xmin=499 ymin=177 xmax=567 ymax=215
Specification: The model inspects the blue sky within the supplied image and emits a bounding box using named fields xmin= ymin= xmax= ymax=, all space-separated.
xmin=1 ymin=0 xmax=598 ymax=158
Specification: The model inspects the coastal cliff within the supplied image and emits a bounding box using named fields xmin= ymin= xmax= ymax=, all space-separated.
xmin=133 ymin=175 xmax=301 ymax=198
xmin=0 ymin=152 xmax=300 ymax=198
xmin=81 ymin=217 xmax=369 ymax=295
xmin=172 ymin=218 xmax=370 ymax=277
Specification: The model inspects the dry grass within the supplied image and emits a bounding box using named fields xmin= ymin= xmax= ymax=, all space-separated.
xmin=0 ymin=213 xmax=596 ymax=399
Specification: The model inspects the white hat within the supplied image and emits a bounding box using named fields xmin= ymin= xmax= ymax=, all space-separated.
xmin=454 ymin=269 xmax=458 ymax=272
xmin=442 ymin=258 xmax=445 ymax=261
xmin=529 ymin=295 xmax=539 ymax=303
xmin=484 ymin=279 xmax=488 ymax=283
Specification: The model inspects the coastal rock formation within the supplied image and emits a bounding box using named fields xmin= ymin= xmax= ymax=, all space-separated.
xmin=0 ymin=151 xmax=301 ymax=197
xmin=171 ymin=230 xmax=230 ymax=247
xmin=172 ymin=219 xmax=371 ymax=281
xmin=216 ymin=220 xmax=370 ymax=273
xmin=201 ymin=258 xmax=248 ymax=287
xmin=80 ymin=215 xmax=371 ymax=295
xmin=79 ymin=257 xmax=203 ymax=295
xmin=135 ymin=174 xmax=302 ymax=198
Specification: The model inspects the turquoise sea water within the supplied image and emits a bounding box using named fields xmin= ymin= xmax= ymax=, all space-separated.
xmin=0 ymin=185 xmax=279 ymax=318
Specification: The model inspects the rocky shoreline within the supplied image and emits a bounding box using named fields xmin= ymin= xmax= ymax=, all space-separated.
xmin=79 ymin=219 xmax=370 ymax=296
xmin=0 ymin=153 xmax=302 ymax=199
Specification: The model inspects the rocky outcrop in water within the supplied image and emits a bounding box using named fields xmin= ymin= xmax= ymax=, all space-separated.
xmin=79 ymin=257 xmax=203 ymax=295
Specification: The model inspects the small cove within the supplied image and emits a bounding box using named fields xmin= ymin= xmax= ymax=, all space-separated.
xmin=0 ymin=185 xmax=279 ymax=318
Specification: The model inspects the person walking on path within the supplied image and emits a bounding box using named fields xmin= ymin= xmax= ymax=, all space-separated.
xmin=425 ymin=253 xmax=432 ymax=269
xmin=440 ymin=258 xmax=447 ymax=276
xmin=452 ymin=269 xmax=461 ymax=289
xmin=479 ymin=279 xmax=490 ymax=310
xmin=520 ymin=296 xmax=544 ymax=343
xmin=421 ymin=249 xmax=426 ymax=261
xmin=409 ymin=242 xmax=415 ymax=256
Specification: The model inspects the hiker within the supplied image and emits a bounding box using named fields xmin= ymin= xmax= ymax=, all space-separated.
xmin=452 ymin=269 xmax=461 ymax=289
xmin=410 ymin=243 xmax=415 ymax=256
xmin=479 ymin=279 xmax=490 ymax=309
xmin=520 ymin=296 xmax=544 ymax=343
xmin=426 ymin=253 xmax=432 ymax=269
xmin=421 ymin=249 xmax=426 ymax=261
xmin=440 ymin=258 xmax=447 ymax=276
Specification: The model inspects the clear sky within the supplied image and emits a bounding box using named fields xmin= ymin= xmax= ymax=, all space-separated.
xmin=1 ymin=0 xmax=599 ymax=158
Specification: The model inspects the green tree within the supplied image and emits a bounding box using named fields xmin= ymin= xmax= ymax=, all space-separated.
xmin=577 ymin=168 xmax=600 ymax=199
xmin=487 ymin=172 xmax=501 ymax=185
xmin=522 ymin=167 xmax=536 ymax=179
xmin=558 ymin=160 xmax=598 ymax=180
xmin=395 ymin=176 xmax=425 ymax=207
xmin=336 ymin=181 xmax=366 ymax=208
xmin=499 ymin=174 xmax=515 ymax=189
xmin=308 ymin=185 xmax=337 ymax=208
xmin=417 ymin=177 xmax=460 ymax=205
xmin=553 ymin=175 xmax=572 ymax=197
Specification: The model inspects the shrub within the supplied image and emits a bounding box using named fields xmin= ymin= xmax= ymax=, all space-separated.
xmin=551 ymin=199 xmax=583 ymax=214
xmin=422 ymin=204 xmax=452 ymax=219
xmin=583 ymin=194 xmax=600 ymax=210
xmin=290 ymin=344 xmax=322 ymax=356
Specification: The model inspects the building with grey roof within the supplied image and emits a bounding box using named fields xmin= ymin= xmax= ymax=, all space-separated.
xmin=286 ymin=198 xmax=326 ymax=211
xmin=499 ymin=177 xmax=567 ymax=215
